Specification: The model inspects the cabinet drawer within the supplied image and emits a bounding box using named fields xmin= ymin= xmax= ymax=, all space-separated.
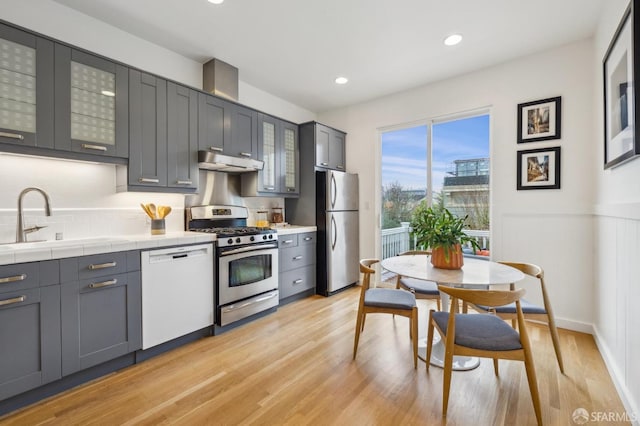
xmin=279 ymin=244 xmax=315 ymax=273
xmin=279 ymin=234 xmax=298 ymax=248
xmin=279 ymin=265 xmax=315 ymax=300
xmin=298 ymin=232 xmax=316 ymax=246
xmin=0 ymin=262 xmax=41 ymax=294
xmin=61 ymin=252 xmax=128 ymax=282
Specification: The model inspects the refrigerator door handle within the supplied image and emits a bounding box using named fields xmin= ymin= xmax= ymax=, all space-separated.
xmin=330 ymin=172 xmax=337 ymax=209
xmin=331 ymin=214 xmax=338 ymax=250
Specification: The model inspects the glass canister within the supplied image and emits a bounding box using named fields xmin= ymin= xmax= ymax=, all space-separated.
xmin=256 ymin=210 xmax=269 ymax=228
xmin=272 ymin=207 xmax=283 ymax=224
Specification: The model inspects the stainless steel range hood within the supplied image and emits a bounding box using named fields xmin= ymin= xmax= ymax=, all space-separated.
xmin=198 ymin=150 xmax=263 ymax=173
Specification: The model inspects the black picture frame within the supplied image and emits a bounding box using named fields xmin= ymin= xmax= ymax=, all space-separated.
xmin=517 ymin=147 xmax=561 ymax=190
xmin=603 ymin=0 xmax=640 ymax=169
xmin=517 ymin=96 xmax=562 ymax=143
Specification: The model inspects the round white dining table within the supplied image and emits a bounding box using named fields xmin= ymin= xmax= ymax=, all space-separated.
xmin=380 ymin=254 xmax=525 ymax=370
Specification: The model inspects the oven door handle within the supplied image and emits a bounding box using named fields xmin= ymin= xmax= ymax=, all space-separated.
xmin=220 ymin=243 xmax=278 ymax=256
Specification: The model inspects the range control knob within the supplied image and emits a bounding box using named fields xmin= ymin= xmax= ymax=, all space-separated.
xmin=250 ymin=236 xmax=255 ymax=242
xmin=262 ymin=235 xmax=267 ymax=240
xmin=268 ymin=234 xmax=273 ymax=239
xmin=235 ymin=237 xmax=241 ymax=244
xmin=227 ymin=238 xmax=233 ymax=244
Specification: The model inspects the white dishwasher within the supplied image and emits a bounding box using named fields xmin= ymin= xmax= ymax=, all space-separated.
xmin=141 ymin=243 xmax=214 ymax=349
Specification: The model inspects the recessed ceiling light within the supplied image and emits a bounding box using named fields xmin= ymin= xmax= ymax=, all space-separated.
xmin=444 ymin=34 xmax=462 ymax=46
xmin=335 ymin=76 xmax=348 ymax=85
xmin=101 ymin=90 xmax=115 ymax=97
xmin=207 ymin=0 xmax=224 ymax=4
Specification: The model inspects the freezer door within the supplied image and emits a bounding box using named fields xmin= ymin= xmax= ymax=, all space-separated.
xmin=326 ymin=210 xmax=359 ymax=292
xmin=326 ymin=171 xmax=359 ymax=211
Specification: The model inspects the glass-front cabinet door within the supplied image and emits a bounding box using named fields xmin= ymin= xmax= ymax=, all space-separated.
xmin=54 ymin=46 xmax=128 ymax=158
xmin=282 ymin=121 xmax=299 ymax=195
xmin=0 ymin=23 xmax=54 ymax=149
xmin=258 ymin=114 xmax=278 ymax=193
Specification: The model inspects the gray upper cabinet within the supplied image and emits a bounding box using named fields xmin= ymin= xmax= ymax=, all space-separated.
xmin=128 ymin=69 xmax=168 ymax=189
xmin=0 ymin=23 xmax=54 ymax=149
xmin=230 ymin=104 xmax=257 ymax=159
xmin=60 ymin=251 xmax=141 ymax=376
xmin=198 ymin=92 xmax=231 ymax=154
xmin=308 ymin=122 xmax=346 ymax=171
xmin=54 ymin=45 xmax=128 ymax=158
xmin=241 ymin=113 xmax=299 ymax=197
xmin=0 ymin=261 xmax=61 ymax=401
xmin=167 ymin=82 xmax=198 ymax=190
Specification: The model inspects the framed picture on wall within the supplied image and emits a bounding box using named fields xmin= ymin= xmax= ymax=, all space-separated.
xmin=603 ymin=0 xmax=640 ymax=169
xmin=517 ymin=147 xmax=561 ymax=190
xmin=517 ymin=96 xmax=561 ymax=143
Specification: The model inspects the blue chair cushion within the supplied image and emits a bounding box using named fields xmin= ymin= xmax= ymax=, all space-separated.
xmin=432 ymin=312 xmax=523 ymax=351
xmin=399 ymin=277 xmax=439 ymax=296
xmin=475 ymin=298 xmax=546 ymax=315
xmin=365 ymin=288 xmax=416 ymax=310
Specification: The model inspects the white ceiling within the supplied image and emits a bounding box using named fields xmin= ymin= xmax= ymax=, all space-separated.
xmin=53 ymin=0 xmax=607 ymax=113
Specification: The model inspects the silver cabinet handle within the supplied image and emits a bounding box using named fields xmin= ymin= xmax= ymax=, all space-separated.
xmin=0 ymin=274 xmax=27 ymax=284
xmin=0 ymin=131 xmax=25 ymax=140
xmin=264 ymin=186 xmax=275 ymax=190
xmin=320 ymin=162 xmax=329 ymax=166
xmin=89 ymin=279 xmax=117 ymax=289
xmin=176 ymin=180 xmax=193 ymax=185
xmin=287 ymin=188 xmax=296 ymax=192
xmin=303 ymin=237 xmax=312 ymax=241
xmin=239 ymin=152 xmax=252 ymax=157
xmin=81 ymin=143 xmax=108 ymax=152
xmin=283 ymin=240 xmax=293 ymax=244
xmin=293 ymin=256 xmax=303 ymax=260
xmin=0 ymin=295 xmax=26 ymax=306
xmin=293 ymin=279 xmax=303 ymax=284
xmin=139 ymin=177 xmax=160 ymax=184
xmin=336 ymin=165 xmax=345 ymax=170
xmin=89 ymin=261 xmax=117 ymax=270
xmin=210 ymin=146 xmax=223 ymax=152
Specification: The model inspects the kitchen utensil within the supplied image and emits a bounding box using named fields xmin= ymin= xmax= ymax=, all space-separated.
xmin=141 ymin=203 xmax=154 ymax=219
xmin=148 ymin=203 xmax=157 ymax=219
xmin=158 ymin=205 xmax=172 ymax=219
xmin=272 ymin=207 xmax=283 ymax=224
xmin=150 ymin=219 xmax=165 ymax=235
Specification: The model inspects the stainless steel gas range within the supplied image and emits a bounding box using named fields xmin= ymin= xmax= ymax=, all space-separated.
xmin=187 ymin=205 xmax=279 ymax=327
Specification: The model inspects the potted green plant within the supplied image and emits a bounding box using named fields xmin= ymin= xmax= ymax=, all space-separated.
xmin=409 ymin=203 xmax=480 ymax=269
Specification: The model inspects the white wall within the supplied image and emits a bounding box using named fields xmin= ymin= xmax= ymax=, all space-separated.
xmin=318 ymin=39 xmax=597 ymax=329
xmin=593 ymin=0 xmax=640 ymax=420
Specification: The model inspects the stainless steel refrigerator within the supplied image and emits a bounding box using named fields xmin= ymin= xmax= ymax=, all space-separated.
xmin=315 ymin=170 xmax=359 ymax=295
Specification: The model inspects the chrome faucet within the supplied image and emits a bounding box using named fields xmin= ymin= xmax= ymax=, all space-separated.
xmin=16 ymin=187 xmax=52 ymax=243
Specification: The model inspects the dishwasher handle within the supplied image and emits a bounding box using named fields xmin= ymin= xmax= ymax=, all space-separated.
xmin=146 ymin=245 xmax=211 ymax=264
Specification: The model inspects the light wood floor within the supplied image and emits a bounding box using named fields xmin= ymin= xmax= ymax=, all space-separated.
xmin=0 ymin=286 xmax=629 ymax=426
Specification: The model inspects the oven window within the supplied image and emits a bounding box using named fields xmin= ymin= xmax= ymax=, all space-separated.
xmin=229 ymin=254 xmax=272 ymax=287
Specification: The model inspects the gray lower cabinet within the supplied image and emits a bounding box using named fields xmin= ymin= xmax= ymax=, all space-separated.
xmin=60 ymin=251 xmax=141 ymax=376
xmin=278 ymin=232 xmax=316 ymax=302
xmin=0 ymin=261 xmax=61 ymax=401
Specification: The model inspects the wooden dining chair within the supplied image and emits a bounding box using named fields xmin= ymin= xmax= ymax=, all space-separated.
xmin=470 ymin=262 xmax=564 ymax=374
xmin=353 ymin=259 xmax=418 ymax=368
xmin=395 ymin=250 xmax=441 ymax=310
xmin=426 ymin=285 xmax=542 ymax=426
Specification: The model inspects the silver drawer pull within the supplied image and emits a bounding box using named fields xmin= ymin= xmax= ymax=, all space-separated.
xmin=293 ymin=279 xmax=303 ymax=284
xmin=336 ymin=165 xmax=344 ymax=170
xmin=89 ymin=279 xmax=117 ymax=289
xmin=293 ymin=256 xmax=303 ymax=260
xmin=283 ymin=240 xmax=293 ymax=244
xmin=89 ymin=261 xmax=117 ymax=270
xmin=303 ymin=237 xmax=312 ymax=241
xmin=210 ymin=146 xmax=223 ymax=152
xmin=0 ymin=131 xmax=25 ymax=140
xmin=239 ymin=152 xmax=252 ymax=157
xmin=264 ymin=186 xmax=275 ymax=190
xmin=0 ymin=295 xmax=26 ymax=306
xmin=321 ymin=162 xmax=328 ymax=166
xmin=139 ymin=177 xmax=160 ymax=184
xmin=0 ymin=274 xmax=27 ymax=284
xmin=81 ymin=143 xmax=108 ymax=152
xmin=176 ymin=180 xmax=193 ymax=185
xmin=287 ymin=188 xmax=296 ymax=192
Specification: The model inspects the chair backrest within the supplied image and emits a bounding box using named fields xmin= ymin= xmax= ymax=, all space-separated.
xmin=438 ymin=285 xmax=526 ymax=308
xmin=498 ymin=262 xmax=543 ymax=280
xmin=359 ymin=259 xmax=379 ymax=291
xmin=399 ymin=250 xmax=432 ymax=256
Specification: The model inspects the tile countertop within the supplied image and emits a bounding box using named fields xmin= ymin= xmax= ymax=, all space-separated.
xmin=0 ymin=232 xmax=216 ymax=266
xmin=272 ymin=225 xmax=317 ymax=235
